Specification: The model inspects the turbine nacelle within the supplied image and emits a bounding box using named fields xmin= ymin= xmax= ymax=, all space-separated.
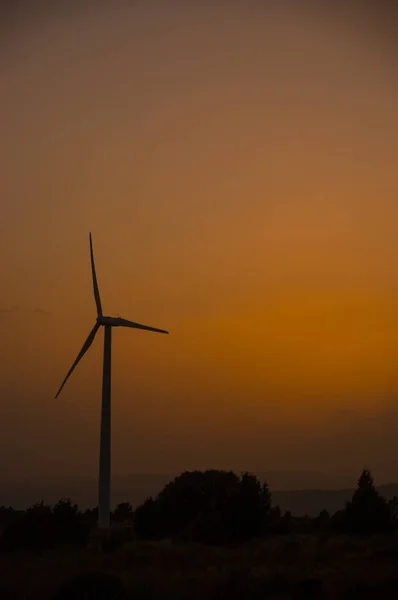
xmin=98 ymin=316 xmax=123 ymax=327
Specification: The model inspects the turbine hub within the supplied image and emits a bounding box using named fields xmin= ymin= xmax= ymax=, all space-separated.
xmin=98 ymin=315 xmax=119 ymax=327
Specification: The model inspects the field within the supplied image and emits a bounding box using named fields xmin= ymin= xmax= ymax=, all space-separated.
xmin=1 ymin=532 xmax=398 ymax=599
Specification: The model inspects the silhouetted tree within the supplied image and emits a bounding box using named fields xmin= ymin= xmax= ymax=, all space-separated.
xmin=177 ymin=508 xmax=228 ymax=545
xmin=268 ymin=506 xmax=282 ymax=533
xmin=293 ymin=514 xmax=312 ymax=534
xmin=113 ymin=502 xmax=133 ymax=523
xmin=155 ymin=470 xmax=241 ymax=539
xmin=53 ymin=498 xmax=80 ymax=527
xmin=225 ymin=472 xmax=271 ymax=542
xmin=83 ymin=506 xmax=98 ymax=525
xmin=330 ymin=508 xmax=345 ymax=532
xmin=281 ymin=510 xmax=293 ymax=533
xmin=315 ymin=509 xmax=330 ymax=531
xmin=52 ymin=498 xmax=88 ymax=544
xmin=134 ymin=497 xmax=162 ymax=540
xmin=0 ymin=506 xmax=18 ymax=530
xmin=0 ymin=499 xmax=89 ymax=552
xmin=134 ymin=470 xmax=271 ymax=544
xmin=269 ymin=507 xmax=294 ymax=534
xmin=1 ymin=501 xmax=53 ymax=551
xmin=344 ymin=470 xmax=391 ymax=534
xmin=388 ymin=496 xmax=398 ymax=526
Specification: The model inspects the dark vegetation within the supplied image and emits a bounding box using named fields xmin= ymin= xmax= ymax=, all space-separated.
xmin=1 ymin=469 xmax=398 ymax=598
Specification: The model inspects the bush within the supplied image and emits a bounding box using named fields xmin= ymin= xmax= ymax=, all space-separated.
xmin=0 ymin=499 xmax=89 ymax=552
xmin=134 ymin=470 xmax=271 ymax=544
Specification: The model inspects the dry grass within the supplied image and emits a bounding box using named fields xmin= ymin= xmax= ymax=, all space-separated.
xmin=1 ymin=533 xmax=398 ymax=598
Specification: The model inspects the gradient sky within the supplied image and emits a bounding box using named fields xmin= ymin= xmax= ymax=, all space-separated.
xmin=1 ymin=0 xmax=398 ymax=487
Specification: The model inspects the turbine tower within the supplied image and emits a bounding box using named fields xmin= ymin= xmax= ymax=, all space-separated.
xmin=55 ymin=233 xmax=168 ymax=529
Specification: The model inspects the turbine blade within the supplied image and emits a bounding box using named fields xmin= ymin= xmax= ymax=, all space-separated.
xmin=113 ymin=317 xmax=168 ymax=334
xmin=89 ymin=233 xmax=103 ymax=317
xmin=54 ymin=322 xmax=100 ymax=399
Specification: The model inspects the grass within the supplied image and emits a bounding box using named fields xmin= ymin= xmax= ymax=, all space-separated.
xmin=2 ymin=533 xmax=398 ymax=598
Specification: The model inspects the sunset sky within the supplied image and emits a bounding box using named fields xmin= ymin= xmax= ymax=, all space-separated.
xmin=1 ymin=1 xmax=398 ymax=488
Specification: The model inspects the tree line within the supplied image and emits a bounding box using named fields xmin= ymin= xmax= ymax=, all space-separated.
xmin=0 ymin=469 xmax=397 ymax=552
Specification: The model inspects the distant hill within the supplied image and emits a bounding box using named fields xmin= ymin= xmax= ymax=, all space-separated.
xmin=0 ymin=474 xmax=173 ymax=512
xmin=1 ymin=473 xmax=397 ymax=516
xmin=273 ymin=484 xmax=398 ymax=517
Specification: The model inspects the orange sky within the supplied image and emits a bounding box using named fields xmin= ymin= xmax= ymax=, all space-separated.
xmin=1 ymin=1 xmax=398 ymax=486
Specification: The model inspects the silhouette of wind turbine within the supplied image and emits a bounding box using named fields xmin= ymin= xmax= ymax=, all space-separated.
xmin=55 ymin=233 xmax=168 ymax=529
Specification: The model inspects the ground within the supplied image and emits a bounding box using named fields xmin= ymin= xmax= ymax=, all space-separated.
xmin=1 ymin=533 xmax=398 ymax=599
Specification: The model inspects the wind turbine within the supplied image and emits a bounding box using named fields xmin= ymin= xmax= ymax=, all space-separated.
xmin=55 ymin=233 xmax=168 ymax=529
